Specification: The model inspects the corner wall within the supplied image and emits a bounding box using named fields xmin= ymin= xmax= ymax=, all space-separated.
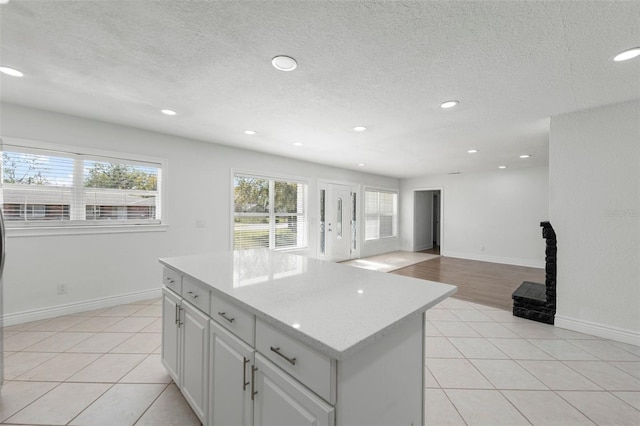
xmin=0 ymin=104 xmax=399 ymax=323
xmin=401 ymin=167 xmax=549 ymax=268
xmin=550 ymin=100 xmax=640 ymax=344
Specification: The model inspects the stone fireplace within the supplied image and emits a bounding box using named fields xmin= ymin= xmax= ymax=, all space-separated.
xmin=512 ymin=221 xmax=557 ymax=324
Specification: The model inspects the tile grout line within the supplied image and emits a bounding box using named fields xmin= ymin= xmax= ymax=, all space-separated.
xmin=64 ymin=382 xmax=118 ymax=426
xmin=131 ymin=382 xmax=172 ymax=426
xmin=3 ymin=380 xmax=66 ymax=424
xmin=552 ymin=389 xmax=603 ymax=426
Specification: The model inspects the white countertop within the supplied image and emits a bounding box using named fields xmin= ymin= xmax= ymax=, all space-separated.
xmin=160 ymin=249 xmax=456 ymax=360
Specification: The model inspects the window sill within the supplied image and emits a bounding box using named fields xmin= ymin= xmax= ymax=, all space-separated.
xmin=6 ymin=223 xmax=169 ymax=238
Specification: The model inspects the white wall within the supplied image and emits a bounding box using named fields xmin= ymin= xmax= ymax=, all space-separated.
xmin=401 ymin=168 xmax=549 ymax=267
xmin=1 ymin=104 xmax=399 ymax=322
xmin=550 ymin=100 xmax=640 ymax=344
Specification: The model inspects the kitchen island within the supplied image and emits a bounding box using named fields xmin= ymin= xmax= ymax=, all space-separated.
xmin=160 ymin=249 xmax=456 ymax=426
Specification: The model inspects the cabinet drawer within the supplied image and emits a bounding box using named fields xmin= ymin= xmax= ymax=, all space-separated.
xmin=182 ymin=277 xmax=211 ymax=315
xmin=256 ymin=319 xmax=335 ymax=404
xmin=162 ymin=268 xmax=182 ymax=294
xmin=211 ymin=295 xmax=255 ymax=346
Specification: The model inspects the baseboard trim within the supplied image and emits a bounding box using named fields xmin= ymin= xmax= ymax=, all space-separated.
xmin=1 ymin=288 xmax=162 ymax=327
xmin=555 ymin=315 xmax=640 ymax=346
xmin=442 ymin=250 xmax=544 ymax=268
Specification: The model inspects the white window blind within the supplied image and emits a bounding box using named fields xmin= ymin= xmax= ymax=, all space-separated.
xmin=1 ymin=144 xmax=162 ymax=227
xmin=365 ymin=189 xmax=398 ymax=240
xmin=234 ymin=174 xmax=307 ymax=250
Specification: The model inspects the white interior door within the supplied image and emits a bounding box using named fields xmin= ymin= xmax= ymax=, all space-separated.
xmin=326 ymin=184 xmax=352 ymax=262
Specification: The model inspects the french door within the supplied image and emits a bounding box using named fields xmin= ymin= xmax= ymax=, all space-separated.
xmin=320 ymin=183 xmax=357 ymax=262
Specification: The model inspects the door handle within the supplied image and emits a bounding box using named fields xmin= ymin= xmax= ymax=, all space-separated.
xmin=242 ymin=357 xmax=250 ymax=391
xmin=251 ymin=365 xmax=258 ymax=400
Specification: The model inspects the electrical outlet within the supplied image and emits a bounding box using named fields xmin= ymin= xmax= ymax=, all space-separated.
xmin=57 ymin=284 xmax=67 ymax=295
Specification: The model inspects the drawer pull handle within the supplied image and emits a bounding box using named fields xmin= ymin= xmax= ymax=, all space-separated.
xmin=165 ymin=277 xmax=174 ymax=284
xmin=270 ymin=346 xmax=297 ymax=366
xmin=187 ymin=291 xmax=199 ymax=299
xmin=251 ymin=365 xmax=258 ymax=400
xmin=174 ymin=304 xmax=179 ymax=325
xmin=243 ymin=357 xmax=249 ymax=391
xmin=218 ymin=312 xmax=235 ymax=323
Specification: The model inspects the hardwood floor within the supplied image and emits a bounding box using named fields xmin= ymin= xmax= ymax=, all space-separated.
xmin=419 ymin=246 xmax=440 ymax=255
xmin=392 ymin=256 xmax=545 ymax=311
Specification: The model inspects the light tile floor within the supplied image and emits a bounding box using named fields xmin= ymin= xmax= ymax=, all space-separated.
xmin=425 ymin=298 xmax=640 ymax=426
xmin=1 ymin=296 xmax=639 ymax=425
xmin=1 ymin=298 xmax=200 ymax=426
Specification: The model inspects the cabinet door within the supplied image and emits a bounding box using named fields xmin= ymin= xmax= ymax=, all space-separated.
xmin=253 ymin=354 xmax=334 ymax=426
xmin=181 ymin=301 xmax=210 ymax=423
xmin=209 ymin=320 xmax=254 ymax=426
xmin=161 ymin=288 xmax=180 ymax=383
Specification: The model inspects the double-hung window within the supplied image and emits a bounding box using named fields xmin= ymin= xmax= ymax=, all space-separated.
xmin=365 ymin=189 xmax=398 ymax=241
xmin=233 ymin=173 xmax=307 ymax=250
xmin=1 ymin=139 xmax=164 ymax=230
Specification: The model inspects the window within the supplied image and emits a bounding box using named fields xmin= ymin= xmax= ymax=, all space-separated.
xmin=365 ymin=189 xmax=398 ymax=240
xmin=233 ymin=173 xmax=307 ymax=250
xmin=1 ymin=141 xmax=163 ymax=229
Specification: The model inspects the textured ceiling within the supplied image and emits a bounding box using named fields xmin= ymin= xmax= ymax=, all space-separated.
xmin=1 ymin=1 xmax=638 ymax=178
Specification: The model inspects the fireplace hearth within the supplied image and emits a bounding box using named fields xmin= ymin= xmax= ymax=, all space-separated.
xmin=512 ymin=221 xmax=557 ymax=324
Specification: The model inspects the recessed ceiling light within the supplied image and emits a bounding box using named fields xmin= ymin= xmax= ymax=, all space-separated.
xmin=440 ymin=100 xmax=459 ymax=109
xmin=498 ymin=165 xmax=507 ymax=169
xmin=161 ymin=109 xmax=177 ymax=116
xmin=293 ymin=142 xmax=303 ymax=147
xmin=271 ymin=55 xmax=297 ymax=71
xmin=353 ymin=126 xmax=367 ymax=132
xmin=467 ymin=149 xmax=479 ymax=154
xmin=613 ymin=47 xmax=640 ymax=62
xmin=519 ymin=154 xmax=531 ymax=159
xmin=0 ymin=66 xmax=24 ymax=77
xmin=358 ymin=163 xmax=365 ymax=167
xmin=448 ymin=172 xmax=461 ymax=175
xmin=244 ymin=130 xmax=256 ymax=135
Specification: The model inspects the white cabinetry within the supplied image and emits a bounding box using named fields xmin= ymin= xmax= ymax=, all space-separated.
xmin=161 ymin=285 xmax=210 ymax=424
xmin=160 ymin=252 xmax=440 ymax=426
xmin=208 ymin=314 xmax=335 ymax=426
xmin=209 ymin=320 xmax=254 ymax=426
xmin=161 ymin=288 xmax=180 ymax=380
xmin=253 ymin=353 xmax=334 ymax=426
xmin=181 ymin=300 xmax=209 ymax=422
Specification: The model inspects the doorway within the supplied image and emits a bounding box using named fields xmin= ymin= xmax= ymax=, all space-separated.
xmin=320 ymin=183 xmax=358 ymax=262
xmin=413 ymin=189 xmax=442 ymax=254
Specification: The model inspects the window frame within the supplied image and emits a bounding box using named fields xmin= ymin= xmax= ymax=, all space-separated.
xmin=364 ymin=187 xmax=399 ymax=243
xmin=231 ymin=169 xmax=309 ymax=252
xmin=0 ymin=137 xmax=168 ymax=236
